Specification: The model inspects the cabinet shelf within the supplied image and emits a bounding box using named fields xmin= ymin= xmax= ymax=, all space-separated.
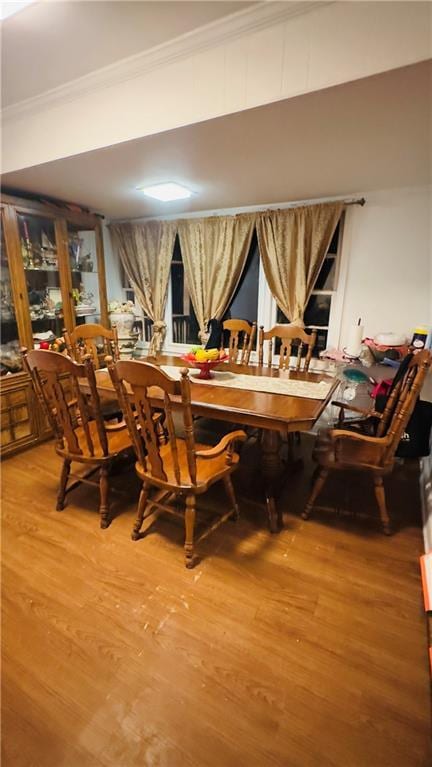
xmin=25 ymin=267 xmax=59 ymax=274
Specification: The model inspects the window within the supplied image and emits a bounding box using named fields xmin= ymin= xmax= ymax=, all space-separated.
xmin=166 ymin=232 xmax=260 ymax=348
xmin=225 ymin=232 xmax=259 ymax=325
xmin=276 ymin=219 xmax=343 ymax=355
xmin=159 ymin=212 xmax=345 ymax=355
xmin=169 ymin=235 xmax=199 ymax=344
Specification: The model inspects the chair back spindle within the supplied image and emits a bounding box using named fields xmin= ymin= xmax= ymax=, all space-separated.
xmin=179 ymin=368 xmax=197 ymax=485
xmin=258 ymin=325 xmax=317 ymax=371
xmin=380 ymin=351 xmax=430 ymax=464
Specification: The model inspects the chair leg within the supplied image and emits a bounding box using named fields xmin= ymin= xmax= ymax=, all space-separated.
xmin=131 ymin=482 xmax=150 ymax=540
xmin=56 ymin=459 xmax=71 ymax=511
xmin=99 ymin=463 xmax=111 ymax=529
xmin=302 ymin=468 xmax=328 ymax=520
xmin=373 ymin=475 xmax=392 ymax=535
xmin=223 ymin=474 xmax=240 ymax=520
xmin=184 ymin=494 xmax=196 ymax=569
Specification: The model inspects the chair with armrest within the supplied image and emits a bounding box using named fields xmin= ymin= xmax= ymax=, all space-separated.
xmin=107 ymin=358 xmax=246 ymax=568
xmin=22 ymin=348 xmax=132 ymax=529
xmin=221 ymin=319 xmax=257 ymax=365
xmin=258 ymin=325 xmax=317 ymax=371
xmin=64 ymin=323 xmax=119 ymax=369
xmin=302 ymin=350 xmax=431 ymax=533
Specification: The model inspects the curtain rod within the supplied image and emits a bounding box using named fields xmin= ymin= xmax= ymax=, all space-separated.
xmin=112 ymin=196 xmax=367 ymax=225
xmin=345 ymin=197 xmax=366 ymax=206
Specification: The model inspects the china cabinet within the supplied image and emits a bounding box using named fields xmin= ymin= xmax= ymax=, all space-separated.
xmin=0 ymin=192 xmax=109 ymax=457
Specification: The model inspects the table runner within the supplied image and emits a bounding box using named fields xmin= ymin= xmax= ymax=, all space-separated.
xmin=160 ymin=365 xmax=333 ymax=400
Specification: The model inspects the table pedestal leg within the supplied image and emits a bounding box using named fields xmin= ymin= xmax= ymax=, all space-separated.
xmin=260 ymin=429 xmax=284 ymax=533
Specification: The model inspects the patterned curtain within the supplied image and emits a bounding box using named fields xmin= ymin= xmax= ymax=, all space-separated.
xmin=178 ymin=214 xmax=255 ymax=341
xmin=109 ymin=220 xmax=177 ymax=354
xmin=256 ymin=202 xmax=344 ymax=325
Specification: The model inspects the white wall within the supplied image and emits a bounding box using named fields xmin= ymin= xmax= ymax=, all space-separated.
xmin=3 ymin=1 xmax=431 ymax=173
xmin=338 ymin=187 xmax=431 ymax=347
xmin=102 ymin=223 xmax=123 ymax=304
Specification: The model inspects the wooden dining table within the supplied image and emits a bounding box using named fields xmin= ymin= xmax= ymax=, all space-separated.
xmin=86 ymin=354 xmax=338 ymax=533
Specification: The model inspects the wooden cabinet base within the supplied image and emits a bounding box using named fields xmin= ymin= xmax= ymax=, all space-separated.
xmin=0 ymin=371 xmax=48 ymax=458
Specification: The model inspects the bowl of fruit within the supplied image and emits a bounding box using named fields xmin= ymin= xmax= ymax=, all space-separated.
xmin=181 ymin=347 xmax=228 ymax=379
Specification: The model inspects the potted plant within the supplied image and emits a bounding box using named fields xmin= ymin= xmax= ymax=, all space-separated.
xmin=108 ymin=299 xmax=136 ymax=336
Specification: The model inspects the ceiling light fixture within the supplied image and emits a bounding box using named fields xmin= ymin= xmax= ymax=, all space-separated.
xmin=0 ymin=1 xmax=36 ymax=21
xmin=138 ymin=182 xmax=194 ymax=202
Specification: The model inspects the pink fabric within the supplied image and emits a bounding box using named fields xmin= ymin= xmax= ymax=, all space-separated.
xmin=371 ymin=380 xmax=392 ymax=399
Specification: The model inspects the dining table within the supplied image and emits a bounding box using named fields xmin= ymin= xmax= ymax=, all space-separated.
xmin=86 ymin=354 xmax=339 ymax=533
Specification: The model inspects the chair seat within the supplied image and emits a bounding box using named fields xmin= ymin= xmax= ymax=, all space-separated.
xmin=56 ymin=420 xmax=132 ymax=461
xmin=136 ymin=438 xmax=240 ymax=491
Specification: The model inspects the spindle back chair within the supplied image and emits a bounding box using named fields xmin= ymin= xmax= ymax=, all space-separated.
xmin=22 ymin=348 xmax=131 ymax=528
xmin=258 ymin=325 xmax=317 ymax=371
xmin=107 ymin=358 xmax=246 ymax=567
xmin=64 ymin=323 xmax=119 ymax=369
xmin=303 ymin=350 xmax=431 ymax=533
xmin=222 ymin=319 xmax=257 ymax=365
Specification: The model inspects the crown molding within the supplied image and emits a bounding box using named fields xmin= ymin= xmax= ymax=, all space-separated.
xmin=2 ymin=1 xmax=333 ymax=122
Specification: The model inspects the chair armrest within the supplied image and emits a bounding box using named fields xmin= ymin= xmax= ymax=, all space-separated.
xmin=329 ymin=428 xmax=389 ymax=446
xmin=195 ymin=430 xmax=247 ymax=459
xmin=331 ymin=400 xmax=383 ymax=419
xmin=326 ymin=427 xmax=390 ymax=466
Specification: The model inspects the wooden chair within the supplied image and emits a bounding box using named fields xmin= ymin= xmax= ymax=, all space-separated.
xmin=222 ymin=319 xmax=257 ymax=365
xmin=258 ymin=324 xmax=317 ymax=371
xmin=22 ymin=348 xmax=132 ymax=529
xmin=64 ymin=323 xmax=119 ymax=369
xmin=107 ymin=358 xmax=246 ymax=568
xmin=302 ymin=350 xmax=431 ymax=534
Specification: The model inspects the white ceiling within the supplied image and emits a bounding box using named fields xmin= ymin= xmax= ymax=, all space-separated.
xmin=1 ymin=0 xmax=252 ymax=106
xmin=1 ymin=61 xmax=430 ymax=219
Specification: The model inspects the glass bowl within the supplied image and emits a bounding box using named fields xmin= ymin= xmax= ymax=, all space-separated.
xmin=181 ymin=352 xmax=228 ymax=379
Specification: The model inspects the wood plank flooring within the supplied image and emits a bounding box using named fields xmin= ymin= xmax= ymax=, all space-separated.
xmin=2 ymin=438 xmax=431 ymax=767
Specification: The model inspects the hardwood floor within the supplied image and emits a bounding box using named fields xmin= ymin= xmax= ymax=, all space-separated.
xmin=2 ymin=438 xmax=431 ymax=767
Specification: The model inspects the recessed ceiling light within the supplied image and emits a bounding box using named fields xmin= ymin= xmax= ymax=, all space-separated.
xmin=0 ymin=1 xmax=36 ymax=21
xmin=138 ymin=182 xmax=193 ymax=202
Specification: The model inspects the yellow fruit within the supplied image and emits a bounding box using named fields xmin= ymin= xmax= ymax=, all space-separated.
xmin=195 ymin=349 xmax=208 ymax=362
xmin=207 ymin=348 xmax=219 ymax=360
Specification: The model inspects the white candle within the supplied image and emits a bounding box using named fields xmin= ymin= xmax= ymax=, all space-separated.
xmin=346 ymin=323 xmax=364 ymax=358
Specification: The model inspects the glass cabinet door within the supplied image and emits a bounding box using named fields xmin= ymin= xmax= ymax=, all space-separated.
xmin=17 ymin=211 xmax=66 ymax=345
xmin=67 ymin=224 xmax=103 ymax=327
xmin=0 ymin=209 xmax=23 ymax=373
